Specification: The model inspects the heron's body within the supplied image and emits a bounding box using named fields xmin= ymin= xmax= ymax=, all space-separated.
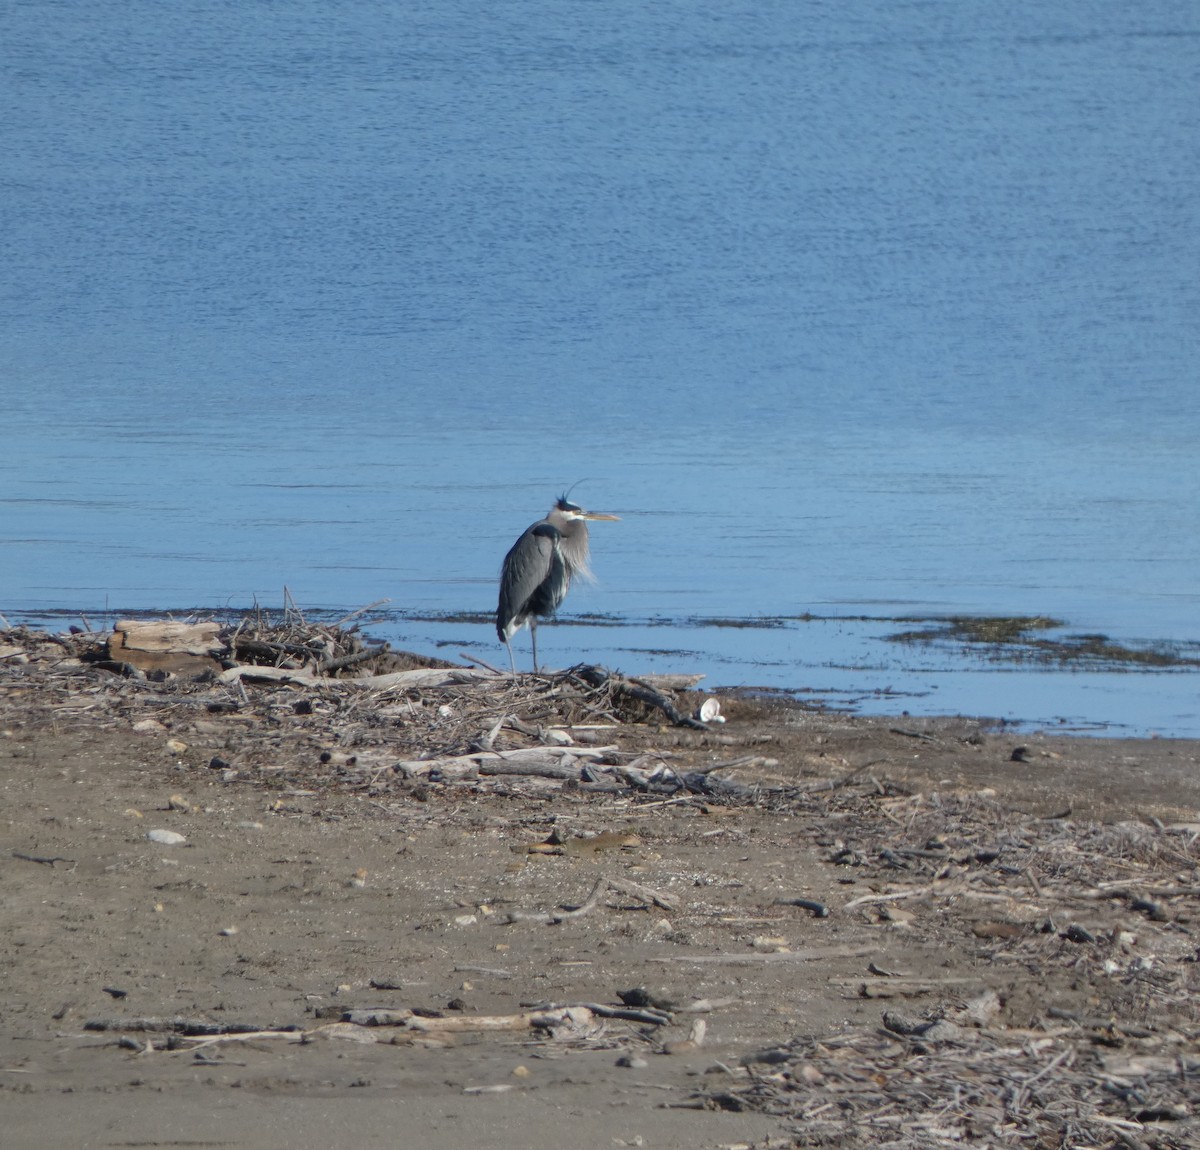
xmin=496 ymin=497 xmax=619 ymax=673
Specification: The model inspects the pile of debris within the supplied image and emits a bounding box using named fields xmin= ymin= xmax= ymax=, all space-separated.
xmin=0 ymin=614 xmax=750 ymax=800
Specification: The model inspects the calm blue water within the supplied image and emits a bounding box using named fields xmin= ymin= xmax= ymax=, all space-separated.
xmin=3 ymin=2 xmax=1199 ymax=735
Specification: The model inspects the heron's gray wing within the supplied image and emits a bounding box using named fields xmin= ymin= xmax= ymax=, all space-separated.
xmin=497 ymin=523 xmax=560 ymax=641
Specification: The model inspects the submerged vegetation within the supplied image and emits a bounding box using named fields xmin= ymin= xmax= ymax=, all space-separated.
xmin=889 ymin=615 xmax=1200 ymax=670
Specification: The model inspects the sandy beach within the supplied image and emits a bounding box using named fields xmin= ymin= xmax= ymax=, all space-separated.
xmin=2 ymin=623 xmax=1198 ymax=1148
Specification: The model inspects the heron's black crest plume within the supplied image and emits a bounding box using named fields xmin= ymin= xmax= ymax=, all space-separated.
xmin=559 ymin=477 xmax=597 ymax=512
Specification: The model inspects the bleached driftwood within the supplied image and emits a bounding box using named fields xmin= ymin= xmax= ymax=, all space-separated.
xmin=354 ymin=667 xmax=496 ymax=690
xmin=634 ymin=674 xmax=706 ymax=690
xmin=397 ymin=745 xmax=614 ymax=781
xmin=218 ymin=665 xmax=495 ymax=690
xmin=219 ymin=665 xmax=320 ymax=687
xmin=652 ymin=943 xmax=876 ymax=965
xmin=341 ymin=1001 xmax=672 ymax=1030
xmin=112 ymin=620 xmax=223 ymax=655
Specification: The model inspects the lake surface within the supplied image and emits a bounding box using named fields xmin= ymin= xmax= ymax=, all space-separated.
xmin=3 ymin=2 xmax=1198 ymax=735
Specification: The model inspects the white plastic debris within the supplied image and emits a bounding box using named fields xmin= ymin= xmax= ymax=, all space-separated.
xmin=696 ymin=698 xmax=725 ymax=724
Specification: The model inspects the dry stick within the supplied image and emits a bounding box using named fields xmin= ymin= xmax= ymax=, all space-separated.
xmin=1111 ymin=1131 xmax=1153 ymax=1150
xmin=1009 ymin=1046 xmax=1076 ymax=1115
xmin=889 ymin=727 xmax=937 ymax=742
xmin=503 ymin=875 xmax=678 ymax=925
xmin=686 ymin=754 xmax=769 ymax=776
xmin=403 ymin=1006 xmax=598 ymax=1034
xmin=677 ymin=996 xmax=738 ymax=1013
xmin=397 ymin=746 xmax=614 ymax=780
xmin=454 ymin=965 xmax=514 ymax=979
xmin=652 ymin=944 xmax=875 ymax=965
xmin=576 ymin=1003 xmax=673 ymax=1026
xmin=12 ymin=850 xmax=74 ymax=867
xmin=348 ymin=1001 xmax=672 ymax=1029
xmin=478 ymin=713 xmax=507 ymax=751
xmin=479 ymin=755 xmax=582 ymax=780
xmin=84 ymin=1017 xmax=294 ymax=1035
xmin=608 ymin=875 xmax=679 ymax=913
xmin=790 ymin=758 xmax=889 ymax=794
xmin=635 ymin=795 xmax=702 ymax=811
xmin=175 ymin=1029 xmax=309 ymax=1052
xmin=842 ymin=888 xmax=935 ymax=911
xmin=1044 ymin=1006 xmax=1156 ymax=1038
xmin=503 ymin=715 xmax=542 ymax=737
xmin=317 ymin=648 xmax=377 ymax=675
xmin=331 ymin=599 xmax=391 ymax=628
xmin=460 ymin=651 xmax=506 ymax=675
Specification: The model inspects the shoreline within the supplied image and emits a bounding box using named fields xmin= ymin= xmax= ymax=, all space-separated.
xmin=5 ymin=605 xmax=1200 ymax=739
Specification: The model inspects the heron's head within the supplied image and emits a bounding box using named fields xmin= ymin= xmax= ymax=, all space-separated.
xmin=553 ymin=496 xmax=620 ymax=523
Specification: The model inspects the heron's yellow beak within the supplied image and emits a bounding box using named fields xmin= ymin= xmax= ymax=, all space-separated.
xmin=580 ymin=511 xmax=620 ymax=521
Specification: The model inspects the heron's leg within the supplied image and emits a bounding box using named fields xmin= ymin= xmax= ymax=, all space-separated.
xmin=504 ymin=637 xmax=517 ymax=677
xmin=530 ymin=619 xmax=539 ymax=674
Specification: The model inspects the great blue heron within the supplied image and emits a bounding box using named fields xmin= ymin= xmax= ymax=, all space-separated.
xmin=496 ymin=495 xmax=620 ymax=674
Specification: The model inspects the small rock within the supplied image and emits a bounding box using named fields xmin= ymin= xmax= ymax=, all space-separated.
xmin=740 ymin=1047 xmax=791 ymax=1066
xmin=146 ymin=829 xmax=187 ymax=846
xmin=882 ymin=1011 xmax=930 ymax=1036
xmin=751 ymin=935 xmax=789 ymax=953
xmin=616 ymin=1054 xmax=649 ymax=1069
xmin=922 ymin=1020 xmax=967 ymax=1042
xmin=960 ymin=989 xmax=1003 ymax=1026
